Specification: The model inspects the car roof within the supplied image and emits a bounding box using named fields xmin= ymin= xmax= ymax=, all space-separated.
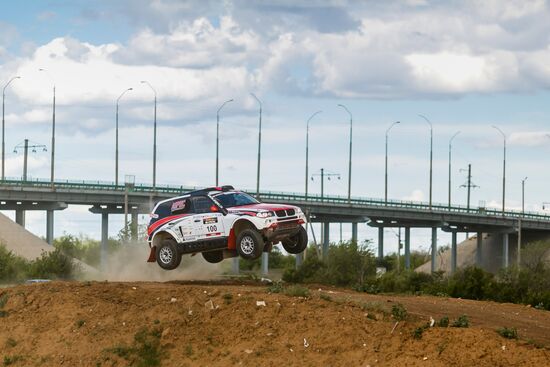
xmin=152 ymin=185 xmax=236 ymax=211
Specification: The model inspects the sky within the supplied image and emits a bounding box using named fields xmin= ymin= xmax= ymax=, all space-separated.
xmin=2 ymin=0 xmax=550 ymax=254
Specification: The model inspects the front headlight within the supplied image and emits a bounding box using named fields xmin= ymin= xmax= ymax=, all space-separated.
xmin=256 ymin=211 xmax=274 ymax=218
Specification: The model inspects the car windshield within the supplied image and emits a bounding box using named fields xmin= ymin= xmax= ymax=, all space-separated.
xmin=213 ymin=192 xmax=259 ymax=208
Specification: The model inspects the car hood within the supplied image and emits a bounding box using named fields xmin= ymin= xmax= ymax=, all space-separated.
xmin=227 ymin=203 xmax=297 ymax=212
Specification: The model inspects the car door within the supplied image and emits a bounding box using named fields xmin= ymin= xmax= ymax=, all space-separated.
xmin=190 ymin=196 xmax=226 ymax=240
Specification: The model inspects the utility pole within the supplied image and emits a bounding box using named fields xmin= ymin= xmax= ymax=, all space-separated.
xmin=521 ymin=177 xmax=528 ymax=215
xmin=448 ymin=131 xmax=460 ymax=208
xmin=311 ymin=168 xmax=340 ymax=199
xmin=250 ymin=93 xmax=262 ymax=198
xmin=2 ymin=76 xmax=21 ymax=180
xmin=13 ymin=140 xmax=47 ymax=181
xmin=385 ymin=121 xmax=400 ymax=204
xmin=216 ymin=99 xmax=233 ymax=186
xmin=460 ymin=164 xmax=479 ymax=211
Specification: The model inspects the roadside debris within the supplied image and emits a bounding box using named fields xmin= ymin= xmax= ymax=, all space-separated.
xmin=256 ymin=300 xmax=266 ymax=307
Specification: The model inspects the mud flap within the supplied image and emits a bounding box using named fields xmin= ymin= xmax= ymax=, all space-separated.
xmin=147 ymin=246 xmax=156 ymax=262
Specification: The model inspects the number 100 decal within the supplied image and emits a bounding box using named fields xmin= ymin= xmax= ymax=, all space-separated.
xmin=207 ymin=225 xmax=218 ymax=232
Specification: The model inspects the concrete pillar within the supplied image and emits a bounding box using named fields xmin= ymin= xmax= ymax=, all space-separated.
xmin=430 ymin=227 xmax=437 ymax=273
xmin=15 ymin=209 xmax=25 ymax=227
xmin=451 ymin=231 xmax=457 ymax=274
xmin=232 ymin=257 xmax=240 ymax=274
xmin=476 ymin=232 xmax=483 ymax=267
xmin=502 ymin=233 xmax=509 ymax=268
xmin=404 ymin=227 xmax=411 ymax=270
xmin=261 ymin=252 xmax=269 ymax=275
xmin=323 ymin=222 xmax=330 ymax=260
xmin=351 ymin=222 xmax=358 ymax=243
xmin=101 ymin=212 xmax=108 ymax=270
xmin=131 ymin=212 xmax=138 ymax=241
xmin=377 ymin=227 xmax=384 ymax=260
xmin=46 ymin=210 xmax=54 ymax=245
xmin=295 ymin=252 xmax=303 ymax=269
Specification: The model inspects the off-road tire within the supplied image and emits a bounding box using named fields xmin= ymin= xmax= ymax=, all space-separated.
xmin=236 ymin=229 xmax=264 ymax=260
xmin=281 ymin=226 xmax=308 ymax=254
xmin=202 ymin=250 xmax=224 ymax=264
xmin=156 ymin=238 xmax=182 ymax=270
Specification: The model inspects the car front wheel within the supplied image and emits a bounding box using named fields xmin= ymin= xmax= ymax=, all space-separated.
xmin=281 ymin=226 xmax=308 ymax=254
xmin=236 ymin=229 xmax=264 ymax=260
xmin=156 ymin=239 xmax=182 ymax=270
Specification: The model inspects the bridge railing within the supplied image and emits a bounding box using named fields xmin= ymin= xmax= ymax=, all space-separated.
xmin=2 ymin=177 xmax=550 ymax=221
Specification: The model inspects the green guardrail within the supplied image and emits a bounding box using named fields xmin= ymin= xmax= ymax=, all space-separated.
xmin=2 ymin=177 xmax=550 ymax=221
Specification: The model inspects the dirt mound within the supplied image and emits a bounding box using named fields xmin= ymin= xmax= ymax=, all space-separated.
xmin=0 ymin=212 xmax=52 ymax=260
xmin=0 ymin=282 xmax=548 ymax=366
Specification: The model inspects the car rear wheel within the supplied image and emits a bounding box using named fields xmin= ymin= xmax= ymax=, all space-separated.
xmin=281 ymin=226 xmax=308 ymax=254
xmin=202 ymin=250 xmax=224 ymax=264
xmin=236 ymin=229 xmax=264 ymax=260
xmin=156 ymin=239 xmax=182 ymax=270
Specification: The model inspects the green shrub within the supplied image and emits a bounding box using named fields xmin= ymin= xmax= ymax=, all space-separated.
xmin=27 ymin=249 xmax=78 ymax=280
xmin=391 ymin=303 xmax=407 ymax=321
xmin=437 ymin=316 xmax=449 ymax=327
xmin=497 ymin=327 xmax=518 ymax=339
xmin=448 ymin=266 xmax=494 ymax=300
xmin=451 ymin=315 xmax=469 ymax=328
xmin=283 ymin=285 xmax=310 ymax=298
xmin=0 ymin=245 xmax=28 ymax=283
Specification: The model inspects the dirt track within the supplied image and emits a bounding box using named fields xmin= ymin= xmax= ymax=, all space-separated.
xmin=0 ymin=281 xmax=549 ymax=366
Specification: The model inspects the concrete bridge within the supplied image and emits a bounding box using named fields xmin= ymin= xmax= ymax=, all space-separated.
xmin=1 ymin=177 xmax=550 ymax=273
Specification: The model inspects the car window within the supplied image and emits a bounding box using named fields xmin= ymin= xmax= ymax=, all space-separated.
xmin=191 ymin=196 xmax=215 ymax=214
xmin=214 ymin=192 xmax=259 ymax=208
xmin=170 ymin=198 xmax=190 ymax=215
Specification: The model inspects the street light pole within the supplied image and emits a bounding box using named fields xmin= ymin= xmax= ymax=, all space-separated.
xmin=305 ymin=111 xmax=322 ymax=200
xmin=385 ymin=121 xmax=400 ymax=204
xmin=418 ymin=115 xmax=433 ymax=209
xmin=250 ymin=93 xmax=262 ymax=198
xmin=39 ymin=69 xmax=56 ymax=188
xmin=2 ymin=76 xmax=21 ymax=180
xmin=522 ymin=177 xmax=528 ymax=215
xmin=216 ymin=99 xmax=233 ymax=186
xmin=337 ymin=104 xmax=353 ymax=202
xmin=448 ymin=131 xmax=460 ymax=208
xmin=115 ymin=87 xmax=133 ymax=187
xmin=141 ymin=81 xmax=157 ymax=190
xmin=492 ymin=125 xmax=506 ymax=214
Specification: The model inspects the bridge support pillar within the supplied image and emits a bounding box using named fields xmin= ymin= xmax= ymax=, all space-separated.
xmin=404 ymin=227 xmax=411 ymax=270
xmin=451 ymin=231 xmax=457 ymax=274
xmin=46 ymin=210 xmax=54 ymax=245
xmin=476 ymin=232 xmax=483 ymax=267
xmin=323 ymin=222 xmax=330 ymax=260
xmin=15 ymin=209 xmax=25 ymax=227
xmin=377 ymin=227 xmax=384 ymax=260
xmin=430 ymin=227 xmax=437 ymax=273
xmin=131 ymin=212 xmax=138 ymax=241
xmin=295 ymin=252 xmax=303 ymax=268
xmin=101 ymin=212 xmax=108 ymax=271
xmin=261 ymin=252 xmax=269 ymax=275
xmin=351 ymin=222 xmax=358 ymax=243
xmin=502 ymin=233 xmax=509 ymax=268
xmin=232 ymin=257 xmax=240 ymax=274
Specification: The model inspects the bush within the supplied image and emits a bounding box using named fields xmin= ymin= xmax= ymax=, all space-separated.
xmin=437 ymin=316 xmax=449 ymax=327
xmin=448 ymin=266 xmax=494 ymax=300
xmin=451 ymin=315 xmax=469 ymax=328
xmin=0 ymin=245 xmax=28 ymax=283
xmin=283 ymin=285 xmax=310 ymax=298
xmin=391 ymin=303 xmax=408 ymax=321
xmin=27 ymin=249 xmax=78 ymax=280
xmin=497 ymin=327 xmax=518 ymax=339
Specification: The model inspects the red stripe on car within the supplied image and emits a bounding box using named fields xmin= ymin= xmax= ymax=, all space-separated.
xmin=147 ymin=214 xmax=190 ymax=236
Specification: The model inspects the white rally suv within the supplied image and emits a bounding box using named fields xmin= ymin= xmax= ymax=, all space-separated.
xmin=146 ymin=186 xmax=308 ymax=270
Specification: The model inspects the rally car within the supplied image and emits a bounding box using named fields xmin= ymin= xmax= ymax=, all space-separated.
xmin=147 ymin=185 xmax=308 ymax=270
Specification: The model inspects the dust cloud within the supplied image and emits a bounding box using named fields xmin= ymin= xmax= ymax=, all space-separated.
xmin=80 ymin=242 xmax=226 ymax=282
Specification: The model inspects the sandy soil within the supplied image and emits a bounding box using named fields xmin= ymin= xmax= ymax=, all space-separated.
xmin=0 ymin=281 xmax=549 ymax=366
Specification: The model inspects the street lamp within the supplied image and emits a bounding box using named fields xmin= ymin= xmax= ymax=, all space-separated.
xmin=522 ymin=177 xmax=528 ymax=215
xmin=418 ymin=114 xmax=433 ymax=209
xmin=337 ymin=104 xmax=353 ymax=202
xmin=216 ymin=99 xmax=233 ymax=186
xmin=385 ymin=121 xmax=400 ymax=204
xmin=2 ymin=76 xmax=21 ymax=180
xmin=250 ymin=93 xmax=262 ymax=198
xmin=39 ymin=69 xmax=56 ymax=188
xmin=115 ymin=87 xmax=133 ymax=187
xmin=305 ymin=111 xmax=322 ymax=199
xmin=141 ymin=81 xmax=157 ymax=190
xmin=492 ymin=125 xmax=506 ymax=214
xmin=448 ymin=131 xmax=460 ymax=208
